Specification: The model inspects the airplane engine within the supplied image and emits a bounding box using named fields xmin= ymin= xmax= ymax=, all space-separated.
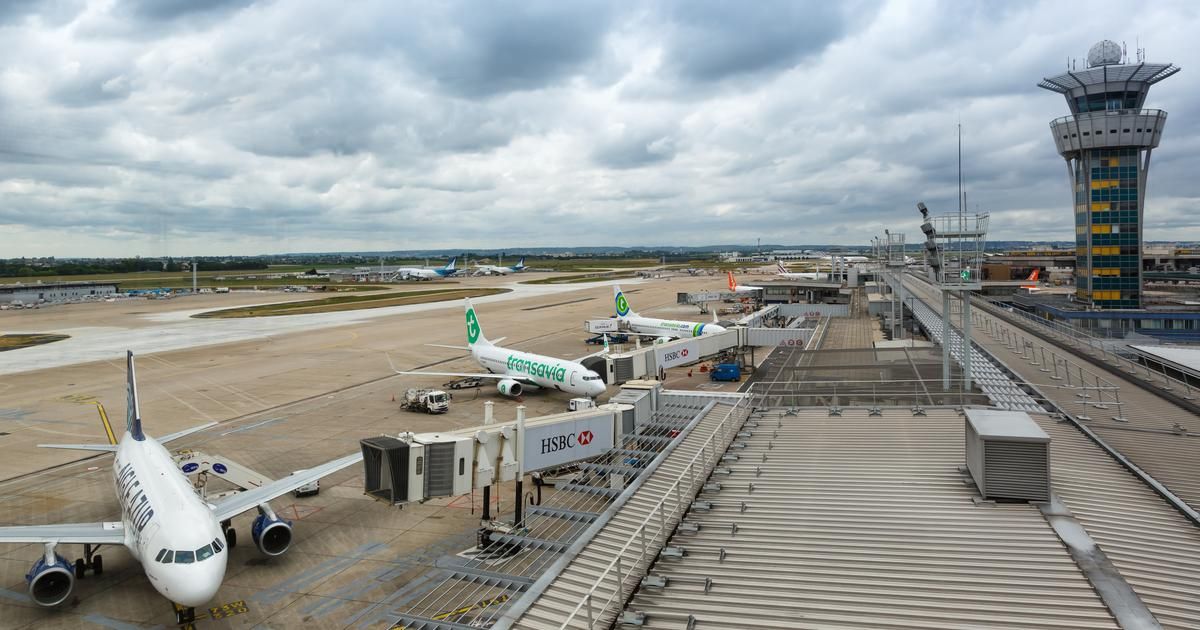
xmin=26 ymin=553 xmax=74 ymax=607
xmin=252 ymin=513 xmax=293 ymax=557
xmin=497 ymin=379 xmax=523 ymax=398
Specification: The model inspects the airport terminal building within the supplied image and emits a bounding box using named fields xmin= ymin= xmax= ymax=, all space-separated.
xmin=0 ymin=281 xmax=118 ymax=305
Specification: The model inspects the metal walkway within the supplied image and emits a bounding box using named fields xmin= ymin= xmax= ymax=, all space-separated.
xmin=902 ymin=274 xmax=1200 ymax=516
xmin=888 ymin=275 xmax=1044 ymax=413
xmin=496 ymin=399 xmax=751 ymax=629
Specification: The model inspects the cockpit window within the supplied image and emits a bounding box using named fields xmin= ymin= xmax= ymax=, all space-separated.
xmin=155 ymin=548 xmax=168 ymax=562
xmin=196 ymin=544 xmax=214 ymax=561
xmin=212 ymin=538 xmax=223 ymax=553
xmin=175 ymin=550 xmax=195 ymax=564
xmin=161 ymin=550 xmax=174 ymax=563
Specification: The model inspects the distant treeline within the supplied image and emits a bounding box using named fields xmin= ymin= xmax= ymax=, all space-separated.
xmin=0 ymin=258 xmax=270 ymax=278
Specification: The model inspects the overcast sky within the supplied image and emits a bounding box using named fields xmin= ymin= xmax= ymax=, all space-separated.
xmin=1 ymin=0 xmax=1197 ymax=257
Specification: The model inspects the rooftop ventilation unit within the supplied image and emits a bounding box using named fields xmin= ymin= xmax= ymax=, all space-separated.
xmin=964 ymin=409 xmax=1051 ymax=502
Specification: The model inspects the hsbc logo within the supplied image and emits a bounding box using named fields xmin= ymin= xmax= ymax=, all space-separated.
xmin=680 ymin=349 xmax=689 ymax=358
xmin=540 ymin=430 xmax=596 ymax=454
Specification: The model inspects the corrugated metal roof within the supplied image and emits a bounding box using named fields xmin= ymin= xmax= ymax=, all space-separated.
xmin=1036 ymin=416 xmax=1200 ymax=629
xmin=623 ymin=408 xmax=1119 ymax=629
xmin=508 ymin=400 xmax=750 ymax=629
xmin=903 ymin=275 xmax=1200 ymax=512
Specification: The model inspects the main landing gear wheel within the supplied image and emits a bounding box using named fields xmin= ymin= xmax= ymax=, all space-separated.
xmin=81 ymin=543 xmax=104 ymax=576
xmin=224 ymin=525 xmax=237 ymax=549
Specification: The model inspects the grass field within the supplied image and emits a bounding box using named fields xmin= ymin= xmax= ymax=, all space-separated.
xmin=192 ymin=287 xmax=510 ymax=318
xmin=520 ymin=271 xmax=641 ymax=285
xmin=0 ymin=333 xmax=70 ymax=352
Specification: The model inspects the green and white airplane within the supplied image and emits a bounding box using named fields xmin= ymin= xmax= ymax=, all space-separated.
xmin=393 ymin=298 xmax=607 ymax=399
xmin=613 ymin=285 xmax=726 ymax=341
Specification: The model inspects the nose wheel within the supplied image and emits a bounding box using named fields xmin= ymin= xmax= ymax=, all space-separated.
xmin=174 ymin=603 xmax=196 ymax=627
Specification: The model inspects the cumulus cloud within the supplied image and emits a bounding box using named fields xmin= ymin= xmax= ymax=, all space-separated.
xmin=0 ymin=0 xmax=1198 ymax=257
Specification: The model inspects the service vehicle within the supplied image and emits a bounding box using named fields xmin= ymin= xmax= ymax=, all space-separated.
xmin=709 ymin=363 xmax=742 ymax=382
xmin=400 ymin=388 xmax=450 ymax=414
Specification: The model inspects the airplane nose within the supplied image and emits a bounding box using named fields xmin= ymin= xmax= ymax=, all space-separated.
xmin=590 ymin=381 xmax=607 ymax=397
xmin=167 ymin=577 xmax=221 ymax=609
xmin=707 ymin=325 xmax=727 ymax=334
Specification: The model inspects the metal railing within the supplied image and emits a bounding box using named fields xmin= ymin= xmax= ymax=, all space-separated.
xmin=970 ymin=295 xmax=1199 ymax=402
xmin=899 ymin=273 xmax=1128 ymax=416
xmin=556 ymin=395 xmax=752 ymax=628
xmin=1049 ymin=108 xmax=1167 ymax=126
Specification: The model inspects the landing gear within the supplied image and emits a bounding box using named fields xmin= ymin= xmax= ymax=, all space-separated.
xmin=222 ymin=520 xmax=237 ymax=549
xmin=75 ymin=544 xmax=104 ymax=577
xmin=174 ymin=603 xmax=196 ymax=626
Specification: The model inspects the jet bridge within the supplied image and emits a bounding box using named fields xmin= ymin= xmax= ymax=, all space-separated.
xmin=359 ymin=385 xmax=663 ymax=508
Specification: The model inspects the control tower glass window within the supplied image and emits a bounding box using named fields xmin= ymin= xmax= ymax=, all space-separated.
xmin=1074 ymin=91 xmax=1140 ymax=112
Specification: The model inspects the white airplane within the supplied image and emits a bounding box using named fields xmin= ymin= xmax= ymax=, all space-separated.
xmin=823 ymin=254 xmax=868 ymax=263
xmin=613 ymin=286 xmax=727 ymax=341
xmin=393 ymin=298 xmax=606 ymax=399
xmin=392 ymin=257 xmax=458 ymax=281
xmin=727 ymin=272 xmax=763 ymax=294
xmin=471 ymin=257 xmax=526 ymax=276
xmin=774 ymin=261 xmax=825 ymax=280
xmin=0 ymin=352 xmax=363 ymax=623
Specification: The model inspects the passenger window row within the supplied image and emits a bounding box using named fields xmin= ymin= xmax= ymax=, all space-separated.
xmin=155 ymin=537 xmax=224 ymax=564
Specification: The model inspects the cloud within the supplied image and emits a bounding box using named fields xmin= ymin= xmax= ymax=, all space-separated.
xmin=0 ymin=0 xmax=1199 ymax=257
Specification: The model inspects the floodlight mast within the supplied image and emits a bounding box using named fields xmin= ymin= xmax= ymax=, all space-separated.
xmin=917 ymin=201 xmax=988 ymax=392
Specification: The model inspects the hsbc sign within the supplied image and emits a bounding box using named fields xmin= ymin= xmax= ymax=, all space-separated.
xmin=655 ymin=339 xmax=699 ymax=369
xmin=524 ymin=415 xmax=614 ymax=472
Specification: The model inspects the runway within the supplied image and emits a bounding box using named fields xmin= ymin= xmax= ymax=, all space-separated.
xmin=0 ymin=276 xmax=642 ymax=375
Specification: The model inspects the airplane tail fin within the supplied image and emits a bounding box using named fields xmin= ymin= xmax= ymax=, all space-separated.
xmin=464 ymin=298 xmax=491 ymax=347
xmin=727 ymin=271 xmax=738 ymax=291
xmin=445 ymin=257 xmax=457 ymax=271
xmin=613 ymin=285 xmax=635 ymax=318
xmin=515 ymin=257 xmax=525 ymax=269
xmin=777 ymin=261 xmax=788 ymax=275
xmin=1028 ymin=269 xmax=1039 ymax=281
xmin=126 ymin=351 xmax=145 ymax=442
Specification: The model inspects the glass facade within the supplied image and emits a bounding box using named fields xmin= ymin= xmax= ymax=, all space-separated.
xmin=1074 ymin=148 xmax=1141 ymax=308
xmin=1072 ymin=91 xmax=1142 ymax=113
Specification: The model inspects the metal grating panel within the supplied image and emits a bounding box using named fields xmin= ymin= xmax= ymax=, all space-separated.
xmin=424 ymin=441 xmax=455 ymax=498
xmin=984 ymin=441 xmax=1050 ymax=501
xmin=614 ymin=356 xmax=634 ymax=383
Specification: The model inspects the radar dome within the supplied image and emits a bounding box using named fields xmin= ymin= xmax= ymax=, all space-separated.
xmin=1087 ymin=40 xmax=1123 ymax=67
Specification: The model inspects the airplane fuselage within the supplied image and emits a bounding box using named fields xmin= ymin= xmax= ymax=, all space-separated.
xmin=113 ymin=434 xmax=226 ymax=607
xmin=620 ymin=315 xmax=724 ymax=339
xmin=471 ymin=344 xmax=605 ymax=397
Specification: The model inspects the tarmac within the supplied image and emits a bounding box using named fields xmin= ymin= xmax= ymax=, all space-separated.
xmin=0 ymin=271 xmax=726 ymax=629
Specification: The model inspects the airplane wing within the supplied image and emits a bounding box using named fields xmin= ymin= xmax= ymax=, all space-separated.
xmin=38 ymin=443 xmax=118 ymax=452
xmin=159 ymin=421 xmax=219 ymax=445
xmin=0 ymin=521 xmax=125 ymax=545
xmin=393 ymin=371 xmax=535 ymax=383
xmin=211 ymin=452 xmax=363 ymax=522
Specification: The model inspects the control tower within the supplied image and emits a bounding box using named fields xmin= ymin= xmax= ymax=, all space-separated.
xmin=1039 ymin=40 xmax=1180 ymax=309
